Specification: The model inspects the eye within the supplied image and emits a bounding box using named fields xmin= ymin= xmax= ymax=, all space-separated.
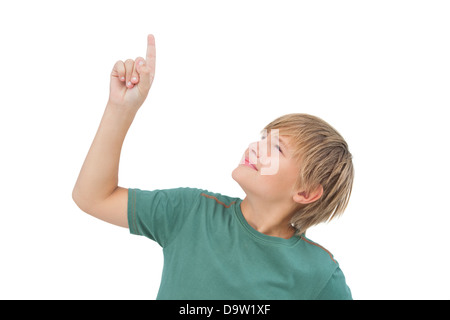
xmin=261 ymin=136 xmax=282 ymax=154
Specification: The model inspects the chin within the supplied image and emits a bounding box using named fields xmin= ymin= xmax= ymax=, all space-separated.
xmin=232 ymin=166 xmax=284 ymax=202
xmin=232 ymin=166 xmax=258 ymax=197
xmin=232 ymin=166 xmax=248 ymax=190
xmin=231 ymin=165 xmax=242 ymax=184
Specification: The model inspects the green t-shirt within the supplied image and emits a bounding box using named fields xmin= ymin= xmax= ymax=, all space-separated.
xmin=128 ymin=187 xmax=352 ymax=300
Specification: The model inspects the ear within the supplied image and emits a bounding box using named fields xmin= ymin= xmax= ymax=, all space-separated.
xmin=293 ymin=185 xmax=323 ymax=205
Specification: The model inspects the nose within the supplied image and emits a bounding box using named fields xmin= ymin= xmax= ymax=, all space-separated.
xmin=247 ymin=141 xmax=259 ymax=165
xmin=248 ymin=138 xmax=272 ymax=164
xmin=249 ymin=141 xmax=259 ymax=157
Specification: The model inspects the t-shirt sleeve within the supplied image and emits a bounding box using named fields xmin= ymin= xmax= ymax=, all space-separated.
xmin=315 ymin=267 xmax=353 ymax=300
xmin=127 ymin=187 xmax=203 ymax=247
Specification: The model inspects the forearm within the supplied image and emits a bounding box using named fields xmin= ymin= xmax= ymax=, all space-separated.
xmin=72 ymin=103 xmax=136 ymax=209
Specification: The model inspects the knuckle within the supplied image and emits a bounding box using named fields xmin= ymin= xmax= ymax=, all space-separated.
xmin=113 ymin=60 xmax=123 ymax=70
xmin=116 ymin=63 xmax=125 ymax=71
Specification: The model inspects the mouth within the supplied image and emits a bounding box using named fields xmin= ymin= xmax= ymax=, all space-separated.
xmin=242 ymin=157 xmax=258 ymax=171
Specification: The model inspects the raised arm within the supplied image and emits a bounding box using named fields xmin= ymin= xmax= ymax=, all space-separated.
xmin=72 ymin=35 xmax=156 ymax=227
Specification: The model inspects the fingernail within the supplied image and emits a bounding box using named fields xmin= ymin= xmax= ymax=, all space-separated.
xmin=120 ymin=77 xmax=125 ymax=81
xmin=127 ymin=81 xmax=132 ymax=86
xmin=132 ymin=77 xmax=137 ymax=82
xmin=139 ymin=60 xmax=144 ymax=66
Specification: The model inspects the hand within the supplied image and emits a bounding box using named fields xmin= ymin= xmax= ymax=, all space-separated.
xmin=108 ymin=34 xmax=156 ymax=111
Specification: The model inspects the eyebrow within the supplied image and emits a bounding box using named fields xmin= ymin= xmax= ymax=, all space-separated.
xmin=261 ymin=133 xmax=289 ymax=151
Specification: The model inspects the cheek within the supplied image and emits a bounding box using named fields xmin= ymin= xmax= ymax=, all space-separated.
xmin=264 ymin=163 xmax=299 ymax=190
xmin=251 ymin=174 xmax=295 ymax=202
xmin=260 ymin=174 xmax=289 ymax=191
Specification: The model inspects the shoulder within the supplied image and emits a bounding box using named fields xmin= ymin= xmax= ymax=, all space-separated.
xmin=299 ymin=235 xmax=338 ymax=265
xmin=130 ymin=186 xmax=206 ymax=202
xmin=298 ymin=236 xmax=352 ymax=299
xmin=197 ymin=189 xmax=241 ymax=209
xmin=133 ymin=187 xmax=241 ymax=212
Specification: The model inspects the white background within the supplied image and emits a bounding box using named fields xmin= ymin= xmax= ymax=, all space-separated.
xmin=1 ymin=0 xmax=449 ymax=300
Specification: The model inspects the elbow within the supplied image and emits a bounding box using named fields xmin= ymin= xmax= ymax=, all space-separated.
xmin=72 ymin=187 xmax=84 ymax=211
xmin=72 ymin=187 xmax=92 ymax=214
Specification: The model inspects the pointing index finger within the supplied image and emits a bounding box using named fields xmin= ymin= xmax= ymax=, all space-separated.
xmin=146 ymin=34 xmax=156 ymax=66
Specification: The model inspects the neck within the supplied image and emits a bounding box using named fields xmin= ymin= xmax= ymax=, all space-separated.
xmin=240 ymin=195 xmax=296 ymax=239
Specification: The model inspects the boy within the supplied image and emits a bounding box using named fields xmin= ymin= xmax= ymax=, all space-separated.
xmin=73 ymin=35 xmax=354 ymax=300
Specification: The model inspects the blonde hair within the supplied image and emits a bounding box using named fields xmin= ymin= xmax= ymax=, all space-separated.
xmin=263 ymin=113 xmax=354 ymax=235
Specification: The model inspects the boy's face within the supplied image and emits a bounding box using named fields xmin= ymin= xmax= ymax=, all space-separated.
xmin=232 ymin=131 xmax=301 ymax=204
